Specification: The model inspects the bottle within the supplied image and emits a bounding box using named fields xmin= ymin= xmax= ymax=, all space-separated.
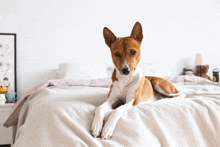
xmin=213 ymin=68 xmax=219 ymax=82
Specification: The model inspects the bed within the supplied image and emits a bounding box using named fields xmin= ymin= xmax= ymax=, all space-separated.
xmin=3 ymin=63 xmax=220 ymax=147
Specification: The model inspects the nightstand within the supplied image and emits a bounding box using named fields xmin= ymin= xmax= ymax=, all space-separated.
xmin=0 ymin=103 xmax=15 ymax=147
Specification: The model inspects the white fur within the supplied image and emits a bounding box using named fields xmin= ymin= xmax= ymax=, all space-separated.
xmin=101 ymin=99 xmax=134 ymax=139
xmin=114 ymin=64 xmax=143 ymax=103
xmin=91 ymin=65 xmax=144 ymax=139
xmin=122 ymin=59 xmax=129 ymax=69
xmin=154 ymin=82 xmax=178 ymax=97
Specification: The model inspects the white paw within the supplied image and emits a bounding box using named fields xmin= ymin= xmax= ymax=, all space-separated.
xmin=91 ymin=116 xmax=103 ymax=138
xmin=101 ymin=120 xmax=116 ymax=140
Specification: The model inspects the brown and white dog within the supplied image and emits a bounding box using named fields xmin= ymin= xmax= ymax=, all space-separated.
xmin=91 ymin=22 xmax=179 ymax=140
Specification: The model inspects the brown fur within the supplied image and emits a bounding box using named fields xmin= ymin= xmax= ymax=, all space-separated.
xmin=133 ymin=77 xmax=157 ymax=106
xmin=104 ymin=22 xmax=142 ymax=75
xmin=108 ymin=69 xmax=118 ymax=98
xmin=195 ymin=65 xmax=212 ymax=81
xmin=146 ymin=76 xmax=179 ymax=94
xmin=104 ymin=22 xmax=179 ymax=106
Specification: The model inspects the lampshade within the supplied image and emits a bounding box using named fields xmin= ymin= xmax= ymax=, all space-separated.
xmin=195 ymin=53 xmax=206 ymax=65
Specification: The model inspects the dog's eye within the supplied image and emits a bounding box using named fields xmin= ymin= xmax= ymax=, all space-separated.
xmin=130 ymin=50 xmax=136 ymax=55
xmin=114 ymin=53 xmax=120 ymax=57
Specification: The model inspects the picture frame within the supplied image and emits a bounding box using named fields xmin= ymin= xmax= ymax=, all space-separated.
xmin=0 ymin=33 xmax=17 ymax=95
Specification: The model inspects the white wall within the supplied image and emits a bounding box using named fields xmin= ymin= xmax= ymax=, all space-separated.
xmin=0 ymin=0 xmax=220 ymax=98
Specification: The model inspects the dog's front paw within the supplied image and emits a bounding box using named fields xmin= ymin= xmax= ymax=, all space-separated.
xmin=101 ymin=120 xmax=117 ymax=140
xmin=91 ymin=116 xmax=103 ymax=138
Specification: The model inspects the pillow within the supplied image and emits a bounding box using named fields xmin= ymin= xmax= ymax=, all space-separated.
xmin=106 ymin=63 xmax=174 ymax=78
xmin=56 ymin=63 xmax=107 ymax=80
xmin=106 ymin=66 xmax=115 ymax=78
xmin=163 ymin=75 xmax=210 ymax=83
xmin=140 ymin=63 xmax=173 ymax=77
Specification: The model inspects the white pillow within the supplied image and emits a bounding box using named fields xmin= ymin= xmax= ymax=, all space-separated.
xmin=163 ymin=75 xmax=210 ymax=83
xmin=106 ymin=66 xmax=115 ymax=78
xmin=140 ymin=63 xmax=172 ymax=77
xmin=57 ymin=63 xmax=107 ymax=80
xmin=106 ymin=63 xmax=172 ymax=78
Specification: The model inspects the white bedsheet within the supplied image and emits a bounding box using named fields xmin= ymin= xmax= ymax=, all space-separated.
xmin=14 ymin=81 xmax=220 ymax=147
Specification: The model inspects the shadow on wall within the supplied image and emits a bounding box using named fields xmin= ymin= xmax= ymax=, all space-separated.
xmin=17 ymin=69 xmax=57 ymax=100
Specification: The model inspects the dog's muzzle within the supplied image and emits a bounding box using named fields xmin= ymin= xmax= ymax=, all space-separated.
xmin=121 ymin=67 xmax=130 ymax=75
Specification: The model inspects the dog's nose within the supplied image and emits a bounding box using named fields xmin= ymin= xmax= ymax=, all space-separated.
xmin=121 ymin=68 xmax=130 ymax=75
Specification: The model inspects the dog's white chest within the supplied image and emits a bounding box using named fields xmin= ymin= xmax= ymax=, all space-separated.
xmin=111 ymin=67 xmax=143 ymax=103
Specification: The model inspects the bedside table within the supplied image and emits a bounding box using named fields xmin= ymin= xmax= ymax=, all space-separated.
xmin=0 ymin=103 xmax=15 ymax=147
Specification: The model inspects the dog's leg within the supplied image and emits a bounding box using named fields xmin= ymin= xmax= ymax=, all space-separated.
xmin=146 ymin=76 xmax=179 ymax=96
xmin=91 ymin=97 xmax=119 ymax=138
xmin=101 ymin=99 xmax=134 ymax=140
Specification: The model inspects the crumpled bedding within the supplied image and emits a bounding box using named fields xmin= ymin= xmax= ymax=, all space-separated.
xmin=6 ymin=79 xmax=220 ymax=147
xmin=4 ymin=78 xmax=112 ymax=127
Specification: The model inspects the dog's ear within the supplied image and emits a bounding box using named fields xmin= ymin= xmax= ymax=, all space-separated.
xmin=131 ymin=22 xmax=143 ymax=43
xmin=207 ymin=65 xmax=209 ymax=69
xmin=103 ymin=27 xmax=117 ymax=48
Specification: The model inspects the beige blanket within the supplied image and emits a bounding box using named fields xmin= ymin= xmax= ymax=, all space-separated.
xmin=6 ymin=80 xmax=220 ymax=147
xmin=4 ymin=78 xmax=112 ymax=127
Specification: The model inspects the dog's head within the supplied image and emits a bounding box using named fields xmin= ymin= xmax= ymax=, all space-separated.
xmin=103 ymin=22 xmax=143 ymax=75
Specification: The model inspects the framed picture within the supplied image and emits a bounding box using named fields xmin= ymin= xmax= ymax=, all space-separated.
xmin=0 ymin=33 xmax=17 ymax=94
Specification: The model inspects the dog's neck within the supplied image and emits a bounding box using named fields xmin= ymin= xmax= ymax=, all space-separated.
xmin=114 ymin=64 xmax=143 ymax=86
